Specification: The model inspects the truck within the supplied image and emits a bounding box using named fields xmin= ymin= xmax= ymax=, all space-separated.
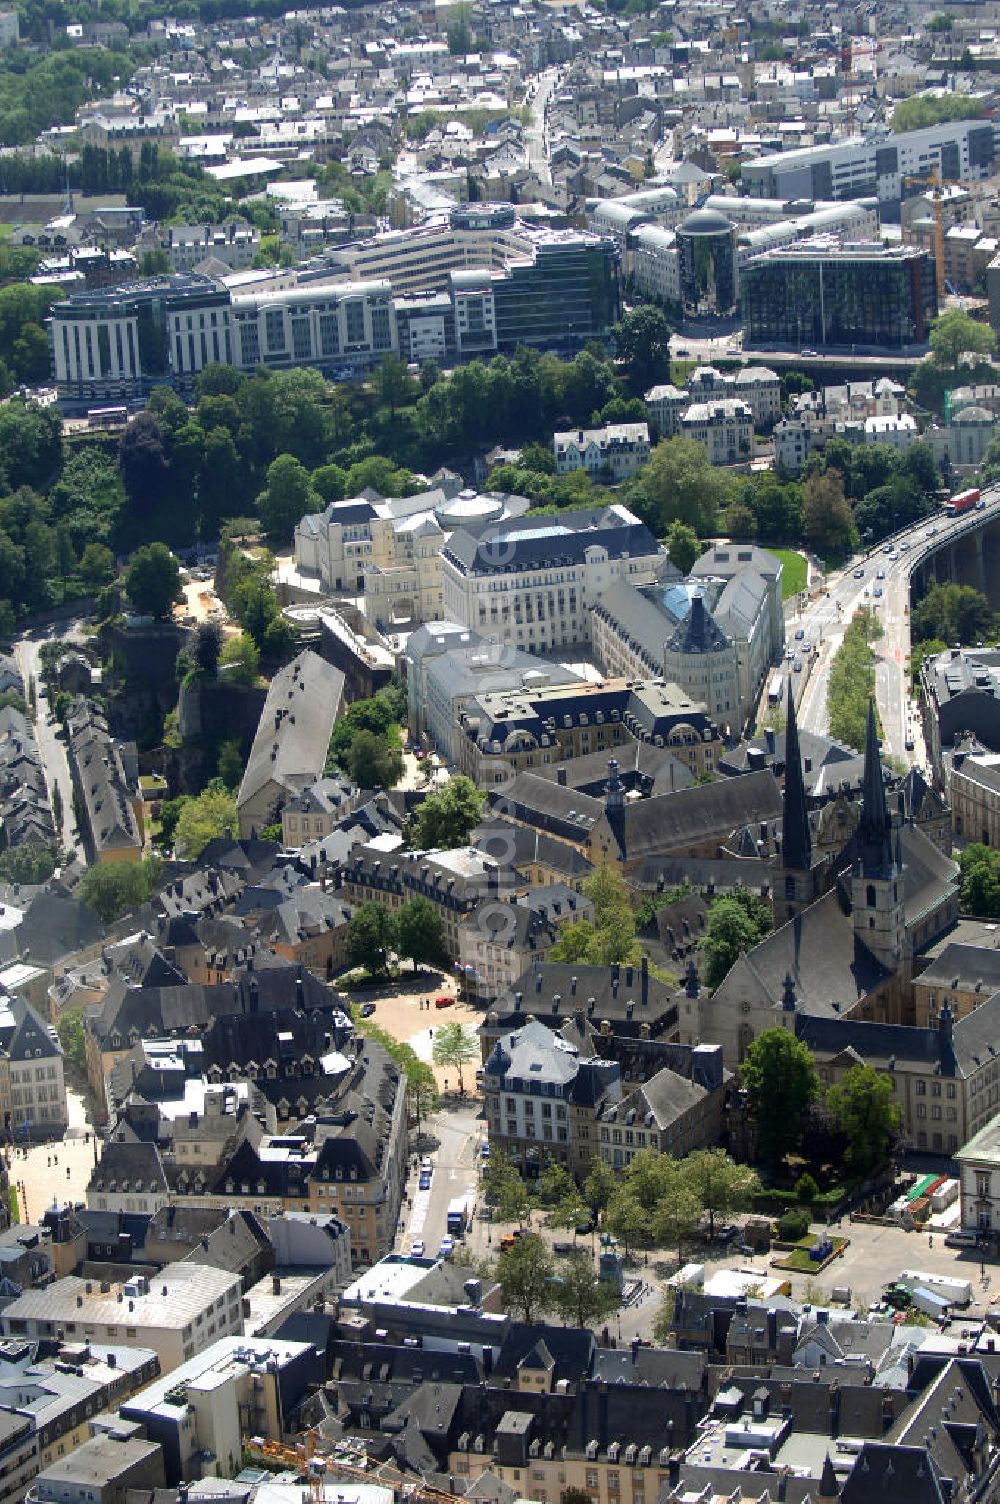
xmin=446 ymin=1196 xmax=471 ymax=1236
xmin=768 ymin=673 xmax=784 ymax=707
xmin=944 ymin=487 xmax=981 ymax=516
xmin=898 ymin=1269 xmax=973 ymax=1307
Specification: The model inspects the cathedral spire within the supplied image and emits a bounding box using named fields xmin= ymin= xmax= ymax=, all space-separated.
xmin=781 ymin=681 xmax=811 ymax=871
xmin=860 ymin=700 xmax=894 ymax=873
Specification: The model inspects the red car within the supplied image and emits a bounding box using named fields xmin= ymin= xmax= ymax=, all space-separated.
xmin=434 ymin=995 xmax=454 ymax=1009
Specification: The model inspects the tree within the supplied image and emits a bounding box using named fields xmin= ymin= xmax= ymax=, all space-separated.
xmin=960 ymin=844 xmax=1000 ymax=916
xmin=78 ymin=856 xmax=162 ymax=923
xmin=651 ymin=1168 xmax=702 ymax=1262
xmin=192 ymin=620 xmax=222 ymax=676
xmin=217 ymin=738 xmax=244 ymax=790
xmin=665 ymin=519 xmax=699 ymax=575
xmin=742 ymin=1028 xmax=820 ymax=1167
xmin=173 ymin=783 xmax=238 ymax=858
xmin=912 ymin=582 xmax=995 ymax=646
xmin=396 ymin=896 xmax=447 ymax=971
xmin=802 ymin=468 xmax=857 ymax=560
xmin=80 ymin=541 xmax=115 ymax=587
xmin=349 ymin=901 xmax=396 ymax=975
xmin=374 ymin=354 xmax=413 ymax=415
xmin=56 ymin=1005 xmax=87 ymax=1080
xmin=218 ymin=633 xmax=260 ymax=686
xmin=826 ymin=1064 xmax=903 ymax=1175
xmin=51 ymin=783 xmax=63 ymax=834
xmin=0 ymin=842 xmax=57 ymax=884
xmin=347 ymin=729 xmax=404 ymax=789
xmin=583 ymin=1156 xmax=618 ymax=1220
xmin=124 ymin=542 xmax=182 ymax=619
xmin=632 ymin=436 xmax=734 ymax=536
xmin=614 ymin=306 xmax=671 ymax=394
xmin=551 ymin=1250 xmax=619 ymax=1327
xmin=432 ymin=1020 xmax=478 ymax=1095
xmin=682 ymin=1149 xmax=759 ymax=1239
xmin=403 ymin=1055 xmax=438 ymax=1137
xmin=257 ymin=453 xmax=317 ymax=540
xmin=483 ymin=1151 xmax=535 ymax=1225
xmin=410 ymin=776 xmax=487 ymax=848
xmin=605 ymin=1188 xmax=648 ymax=1256
xmin=929 ymin=308 xmax=997 ymax=369
xmin=495 ymin=1232 xmax=554 ymax=1323
xmin=447 ymin=6 xmax=472 ymax=54
xmin=699 ymin=888 xmax=771 ymax=988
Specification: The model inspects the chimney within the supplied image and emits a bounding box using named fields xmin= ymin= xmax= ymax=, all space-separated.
xmin=557 ymin=767 xmax=567 ymax=787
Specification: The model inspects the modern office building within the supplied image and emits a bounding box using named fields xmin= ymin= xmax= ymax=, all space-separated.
xmin=741 ymin=118 xmax=1000 ymax=204
xmin=49 ymin=220 xmax=621 ymax=407
xmin=741 ymin=239 xmax=937 ymax=350
xmin=676 ymin=207 xmax=738 ymax=316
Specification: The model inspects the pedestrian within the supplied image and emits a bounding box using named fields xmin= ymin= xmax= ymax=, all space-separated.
xmin=65 ymin=1167 xmax=70 ymax=1179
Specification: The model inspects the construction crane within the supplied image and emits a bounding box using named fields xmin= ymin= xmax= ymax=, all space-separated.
xmin=244 ymin=1436 xmax=470 ymax=1504
xmin=903 ymin=167 xmax=947 ymax=301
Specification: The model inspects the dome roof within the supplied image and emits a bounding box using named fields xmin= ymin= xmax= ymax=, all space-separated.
xmin=678 ymin=206 xmax=734 ymax=236
xmin=953 ymin=405 xmax=994 ymax=424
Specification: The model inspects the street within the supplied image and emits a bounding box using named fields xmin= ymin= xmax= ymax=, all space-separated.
xmin=525 ymin=67 xmax=560 ymax=186
xmin=785 ymin=485 xmax=1000 ymax=764
xmin=400 ymin=1097 xmax=482 ymax=1258
xmin=14 ymin=625 xmax=86 ymax=863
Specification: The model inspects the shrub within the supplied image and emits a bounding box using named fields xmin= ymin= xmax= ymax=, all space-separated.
xmin=795 ymin=1172 xmax=819 ymax=1204
xmin=776 ymin=1206 xmax=811 ymax=1242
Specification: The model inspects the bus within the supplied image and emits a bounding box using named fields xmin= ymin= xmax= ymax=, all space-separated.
xmin=87 ymin=405 xmax=128 ymax=430
xmin=767 ymin=673 xmax=784 ymax=707
xmin=446 ymin=1196 xmax=471 ymax=1236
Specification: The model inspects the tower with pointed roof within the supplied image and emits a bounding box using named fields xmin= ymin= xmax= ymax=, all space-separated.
xmin=851 ymin=701 xmax=909 ymax=976
xmin=774 ymin=683 xmax=826 ymax=920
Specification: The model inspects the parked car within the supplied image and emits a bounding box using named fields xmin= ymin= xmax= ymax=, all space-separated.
xmin=418 ymin=1171 xmax=432 ymax=1190
xmin=853 ymin=567 xmax=864 ymax=579
xmin=553 ymin=1241 xmax=575 ymax=1254
xmin=438 ymin=1236 xmax=454 ymax=1258
xmin=434 ymin=995 xmax=454 ymax=1008
xmin=794 ymin=627 xmax=805 ymax=640
xmin=360 ymin=1002 xmax=376 ymax=1018
xmin=410 ymin=1240 xmax=425 ymax=1257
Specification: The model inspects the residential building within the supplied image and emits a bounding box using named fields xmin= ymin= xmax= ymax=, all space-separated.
xmin=279 ymin=775 xmax=357 ymax=847
xmin=481 ymin=1017 xmax=621 ymax=1175
xmin=29 ymin=1433 xmax=165 ymax=1504
xmin=921 ymin=649 xmax=1000 ymax=780
xmin=0 ymin=996 xmax=69 ymax=1141
xmin=0 ymin=1265 xmax=243 ymax=1375
xmin=65 ymin=699 xmax=142 ymax=865
xmin=342 ymin=844 xmax=499 ymax=960
xmin=439 ymin=504 xmax=665 ymax=653
xmin=956 ymin=1114 xmax=1000 ymax=1240
xmin=118 ymin=1334 xmax=323 ymax=1484
xmin=595 ymin=1046 xmax=727 ymax=1167
xmin=679 ymin=399 xmax=753 ymax=465
xmin=552 ymin=424 xmax=650 ymax=481
xmin=236 ymin=651 xmax=346 ymax=838
xmin=912 ymin=942 xmax=1000 ymax=1027
xmin=164 ymin=221 xmax=259 ymax=272
xmin=742 ymin=239 xmax=938 ymax=351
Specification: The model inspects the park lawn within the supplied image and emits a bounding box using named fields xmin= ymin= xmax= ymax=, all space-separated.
xmin=770 ymin=548 xmax=808 ymax=599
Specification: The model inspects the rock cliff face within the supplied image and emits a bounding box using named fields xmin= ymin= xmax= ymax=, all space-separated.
xmin=97 ymin=620 xmax=188 ymax=750
xmin=174 ymin=678 xmax=265 ymax=793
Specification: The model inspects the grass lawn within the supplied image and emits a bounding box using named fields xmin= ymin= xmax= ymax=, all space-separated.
xmin=770 ymin=548 xmax=809 ymax=600
xmin=774 ymin=1234 xmax=848 ymax=1273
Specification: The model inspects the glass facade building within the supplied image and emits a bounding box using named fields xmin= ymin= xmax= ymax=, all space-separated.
xmin=741 ymin=240 xmax=938 ymax=350
xmin=677 ymin=208 xmax=738 ymax=316
xmin=493 ymin=236 xmax=621 ymax=350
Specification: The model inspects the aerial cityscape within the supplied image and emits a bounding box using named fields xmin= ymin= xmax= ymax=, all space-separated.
xmin=8 ymin=3 xmax=1000 ymax=1504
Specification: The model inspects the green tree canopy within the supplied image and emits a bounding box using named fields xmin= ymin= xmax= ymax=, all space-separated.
xmin=78 ymin=856 xmax=162 ymax=923
xmin=959 ymin=844 xmax=1000 ymax=916
xmin=929 ymin=308 xmax=997 ymax=370
xmin=826 ymin=1063 xmax=902 ymax=1175
xmin=257 ymin=453 xmax=318 ymax=540
xmin=743 ymin=1027 xmax=820 ymax=1166
xmin=410 ymin=776 xmax=486 ymax=848
xmin=346 ymin=729 xmax=404 ymax=789
xmin=495 ymin=1233 xmax=554 ymax=1323
xmin=664 ymin=519 xmax=700 ymax=575
xmin=892 ymin=95 xmax=982 ymax=133
xmin=218 ymin=632 xmax=261 ymax=686
xmin=614 ymin=306 xmax=672 ymax=394
xmin=699 ymin=888 xmax=771 ymax=988
xmin=395 ymin=896 xmax=447 ymax=971
xmin=682 ymin=1148 xmax=760 ymax=1238
xmin=551 ymin=1249 xmax=619 ymax=1327
xmin=802 ymin=468 xmax=857 ymax=560
xmin=349 ymin=901 xmax=396 ymax=975
xmin=912 ymin=582 xmax=995 ymax=646
xmin=431 ymin=1020 xmax=478 ymax=1094
xmin=173 ymin=783 xmax=238 ymax=859
xmin=124 ymin=543 xmax=182 ymax=619
xmin=631 ymin=436 xmax=734 ymax=536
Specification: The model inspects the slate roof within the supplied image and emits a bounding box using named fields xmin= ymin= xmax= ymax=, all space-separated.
xmin=605 ymin=769 xmax=782 ymax=861
xmin=665 ymin=593 xmax=729 ymax=656
xmin=471 ymin=817 xmax=595 ymax=879
xmin=237 ymin=650 xmax=346 ymax=818
xmin=441 ymin=505 xmax=661 ymax=577
xmin=719 ymin=887 xmax=891 ymax=1017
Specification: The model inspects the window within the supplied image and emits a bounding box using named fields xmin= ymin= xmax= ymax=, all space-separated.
xmin=264 ymin=308 xmax=285 ymax=354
